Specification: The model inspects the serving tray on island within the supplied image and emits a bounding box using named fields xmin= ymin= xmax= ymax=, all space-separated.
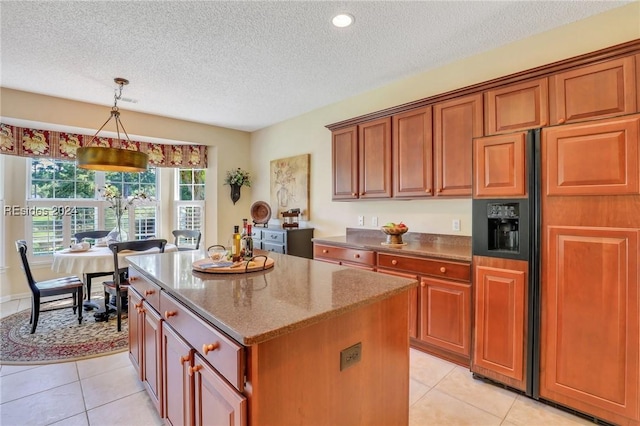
xmin=192 ymin=256 xmax=274 ymax=274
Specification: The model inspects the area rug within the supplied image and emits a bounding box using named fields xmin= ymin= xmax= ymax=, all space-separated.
xmin=0 ymin=301 xmax=128 ymax=365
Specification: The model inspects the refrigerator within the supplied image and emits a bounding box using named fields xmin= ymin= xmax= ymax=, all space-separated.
xmin=471 ymin=114 xmax=640 ymax=425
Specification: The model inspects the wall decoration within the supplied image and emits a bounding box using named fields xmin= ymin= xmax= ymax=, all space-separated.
xmin=270 ymin=154 xmax=310 ymax=221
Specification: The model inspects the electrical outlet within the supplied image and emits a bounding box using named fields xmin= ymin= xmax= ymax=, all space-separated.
xmin=340 ymin=342 xmax=362 ymax=371
xmin=358 ymin=215 xmax=364 ymax=226
xmin=452 ymin=219 xmax=461 ymax=232
xmin=372 ymin=216 xmax=378 ymax=226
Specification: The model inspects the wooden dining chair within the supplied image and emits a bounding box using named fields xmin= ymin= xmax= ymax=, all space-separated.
xmin=15 ymin=240 xmax=83 ymax=334
xmin=172 ymin=229 xmax=202 ymax=251
xmin=103 ymin=239 xmax=167 ymax=331
xmin=72 ymin=230 xmax=114 ymax=309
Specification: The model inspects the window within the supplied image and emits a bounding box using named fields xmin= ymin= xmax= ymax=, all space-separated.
xmin=26 ymin=159 xmax=159 ymax=259
xmin=175 ymin=169 xmax=205 ymax=239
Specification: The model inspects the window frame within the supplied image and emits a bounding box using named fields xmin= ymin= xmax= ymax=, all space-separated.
xmin=174 ymin=168 xmax=206 ymax=239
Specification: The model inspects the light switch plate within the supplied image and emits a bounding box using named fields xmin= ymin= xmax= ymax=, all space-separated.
xmin=358 ymin=215 xmax=364 ymax=226
xmin=372 ymin=216 xmax=378 ymax=226
xmin=452 ymin=219 xmax=461 ymax=232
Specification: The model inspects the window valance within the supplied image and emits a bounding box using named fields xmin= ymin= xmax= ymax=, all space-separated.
xmin=0 ymin=123 xmax=208 ymax=168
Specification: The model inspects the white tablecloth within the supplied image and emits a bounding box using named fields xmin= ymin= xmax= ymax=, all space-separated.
xmin=52 ymin=243 xmax=177 ymax=275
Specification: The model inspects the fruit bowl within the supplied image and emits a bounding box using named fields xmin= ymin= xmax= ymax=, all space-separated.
xmin=381 ymin=223 xmax=408 ymax=245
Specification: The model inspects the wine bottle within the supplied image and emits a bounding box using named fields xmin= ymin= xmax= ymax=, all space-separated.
xmin=241 ymin=218 xmax=248 ymax=237
xmin=232 ymin=225 xmax=241 ymax=262
xmin=243 ymin=224 xmax=254 ymax=259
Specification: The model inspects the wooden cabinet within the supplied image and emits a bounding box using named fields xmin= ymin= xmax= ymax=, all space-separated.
xmin=392 ymin=106 xmax=433 ymax=198
xmin=485 ymin=78 xmax=549 ymax=135
xmin=378 ymin=252 xmax=472 ymax=365
xmin=550 ymin=56 xmax=638 ymax=125
xmin=473 ymin=131 xmax=527 ymax=198
xmin=434 ymin=93 xmax=483 ymax=196
xmin=162 ymin=322 xmax=192 ymax=426
xmin=331 ymin=118 xmax=392 ymax=200
xmin=313 ymin=243 xmax=376 ymax=270
xmin=377 ymin=268 xmax=419 ymax=339
xmin=128 ymin=277 xmax=163 ymax=415
xmin=471 ymin=256 xmax=528 ymax=392
xmin=257 ymin=227 xmax=314 ymax=259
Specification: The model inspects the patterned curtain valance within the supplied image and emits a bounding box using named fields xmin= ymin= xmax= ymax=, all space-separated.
xmin=0 ymin=123 xmax=208 ymax=169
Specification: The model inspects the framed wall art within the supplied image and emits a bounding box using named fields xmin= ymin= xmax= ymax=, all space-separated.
xmin=270 ymin=154 xmax=310 ymax=221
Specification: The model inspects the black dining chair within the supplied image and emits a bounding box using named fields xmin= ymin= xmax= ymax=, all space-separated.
xmin=103 ymin=239 xmax=167 ymax=331
xmin=15 ymin=240 xmax=83 ymax=334
xmin=73 ymin=230 xmax=112 ymax=310
xmin=172 ymin=229 xmax=202 ymax=251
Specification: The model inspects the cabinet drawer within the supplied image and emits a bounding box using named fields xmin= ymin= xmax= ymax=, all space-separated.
xmin=263 ymin=242 xmax=285 ymax=254
xmin=377 ymin=253 xmax=470 ymax=281
xmin=261 ymin=230 xmax=285 ymax=244
xmin=160 ymin=292 xmax=244 ymax=391
xmin=314 ymin=244 xmax=375 ymax=266
xmin=250 ymin=228 xmax=261 ymax=240
xmin=128 ymin=271 xmax=161 ymax=312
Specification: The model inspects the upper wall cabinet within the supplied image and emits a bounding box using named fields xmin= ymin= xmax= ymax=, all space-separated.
xmin=549 ymin=56 xmax=638 ymax=125
xmin=473 ymin=131 xmax=527 ymax=198
xmin=392 ymin=106 xmax=433 ymax=198
xmin=434 ymin=93 xmax=483 ymax=196
xmin=331 ymin=118 xmax=392 ymax=200
xmin=484 ymin=78 xmax=549 ymax=135
xmin=331 ymin=126 xmax=358 ymax=200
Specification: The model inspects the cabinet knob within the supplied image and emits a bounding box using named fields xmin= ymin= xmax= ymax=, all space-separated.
xmin=180 ymin=354 xmax=191 ymax=365
xmin=352 ymin=193 xmax=357 ymax=197
xmin=134 ymin=302 xmax=143 ymax=309
xmin=202 ymin=342 xmax=220 ymax=355
xmin=437 ymin=188 xmax=442 ymax=193
xmin=322 ymin=249 xmax=328 ymax=254
xmin=440 ymin=267 xmax=446 ymax=273
xmin=557 ymin=118 xmax=566 ymax=124
xmin=354 ymin=254 xmax=360 ymax=259
xmin=129 ymin=276 xmax=139 ymax=281
xmin=391 ymin=259 xmax=398 ymax=265
xmin=144 ymin=289 xmax=154 ymax=296
xmin=425 ymin=189 xmax=432 ymax=193
xmin=188 ymin=364 xmax=203 ymax=377
xmin=420 ymin=282 xmax=426 ymax=287
xmin=360 ymin=193 xmax=364 ymax=196
xmin=164 ymin=310 xmax=177 ymax=319
xmin=137 ymin=307 xmax=144 ymax=314
xmin=541 ymin=121 xmax=548 ymax=126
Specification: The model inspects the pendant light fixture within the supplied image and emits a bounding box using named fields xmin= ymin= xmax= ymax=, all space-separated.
xmin=76 ymin=78 xmax=148 ymax=172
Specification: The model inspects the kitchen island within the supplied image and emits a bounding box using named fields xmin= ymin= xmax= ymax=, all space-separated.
xmin=126 ymin=249 xmax=417 ymax=426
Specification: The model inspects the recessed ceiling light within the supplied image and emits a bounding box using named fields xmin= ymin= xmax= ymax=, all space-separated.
xmin=332 ymin=13 xmax=354 ymax=28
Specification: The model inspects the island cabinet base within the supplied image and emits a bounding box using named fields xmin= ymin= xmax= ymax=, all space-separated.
xmin=246 ymin=291 xmax=410 ymax=425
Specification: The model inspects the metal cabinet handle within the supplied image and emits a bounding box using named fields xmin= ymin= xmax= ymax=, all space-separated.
xmin=188 ymin=365 xmax=203 ymax=376
xmin=202 ymin=342 xmax=220 ymax=355
xmin=164 ymin=310 xmax=177 ymax=319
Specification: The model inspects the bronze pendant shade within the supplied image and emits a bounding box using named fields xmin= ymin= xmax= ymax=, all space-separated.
xmin=76 ymin=78 xmax=149 ymax=173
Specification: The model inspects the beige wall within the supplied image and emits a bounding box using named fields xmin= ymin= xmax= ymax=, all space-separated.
xmin=250 ymin=3 xmax=640 ymax=238
xmin=1 ymin=89 xmax=251 ymax=299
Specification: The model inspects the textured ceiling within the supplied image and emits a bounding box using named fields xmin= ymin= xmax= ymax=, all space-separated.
xmin=0 ymin=1 xmax=631 ymax=132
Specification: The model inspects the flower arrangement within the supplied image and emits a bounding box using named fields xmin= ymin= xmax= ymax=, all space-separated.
xmin=99 ymin=184 xmax=149 ymax=239
xmin=224 ymin=168 xmax=252 ymax=187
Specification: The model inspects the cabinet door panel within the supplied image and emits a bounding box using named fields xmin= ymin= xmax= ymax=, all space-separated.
xmin=550 ymin=56 xmax=637 ymax=124
xmin=332 ymin=126 xmax=358 ymax=200
xmin=540 ymin=226 xmax=639 ymax=424
xmin=472 ymin=257 xmax=528 ymax=391
xmin=128 ymin=289 xmax=143 ymax=377
xmin=434 ymin=94 xmax=483 ymax=196
xmin=359 ymin=118 xmax=392 ymax=198
xmin=485 ymin=78 xmax=549 ymax=134
xmin=142 ymin=302 xmax=163 ymax=414
xmin=419 ymin=277 xmax=471 ymax=357
xmin=162 ymin=323 xmax=193 ymax=426
xmin=193 ymin=354 xmax=247 ymax=426
xmin=542 ymin=115 xmax=639 ymax=196
xmin=377 ymin=268 xmax=419 ymax=339
xmin=473 ymin=132 xmax=527 ymax=198
xmin=393 ymin=106 xmax=433 ymax=198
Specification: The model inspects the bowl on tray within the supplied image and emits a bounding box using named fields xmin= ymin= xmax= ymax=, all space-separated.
xmin=380 ymin=222 xmax=409 ymax=245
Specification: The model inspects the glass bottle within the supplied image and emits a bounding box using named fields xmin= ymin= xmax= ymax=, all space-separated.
xmin=232 ymin=225 xmax=241 ymax=262
xmin=241 ymin=218 xmax=248 ymax=237
xmin=243 ymin=224 xmax=254 ymax=259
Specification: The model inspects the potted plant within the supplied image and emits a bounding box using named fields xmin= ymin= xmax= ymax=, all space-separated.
xmin=224 ymin=168 xmax=252 ymax=204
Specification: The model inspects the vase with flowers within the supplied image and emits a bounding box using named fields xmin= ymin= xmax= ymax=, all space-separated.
xmin=99 ymin=184 xmax=148 ymax=241
xmin=224 ymin=168 xmax=252 ymax=204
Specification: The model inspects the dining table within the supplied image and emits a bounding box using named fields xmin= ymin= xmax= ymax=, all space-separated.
xmin=52 ymin=243 xmax=177 ymax=309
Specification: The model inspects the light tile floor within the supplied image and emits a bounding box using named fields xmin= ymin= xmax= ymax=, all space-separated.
xmin=1 ymin=297 xmax=593 ymax=426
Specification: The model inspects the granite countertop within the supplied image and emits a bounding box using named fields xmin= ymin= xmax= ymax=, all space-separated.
xmin=312 ymin=228 xmax=472 ymax=262
xmin=127 ymin=250 xmax=417 ymax=346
